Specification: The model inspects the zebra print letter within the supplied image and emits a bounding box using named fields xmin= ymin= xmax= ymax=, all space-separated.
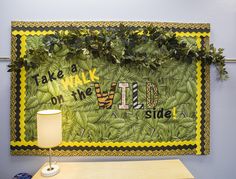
xmin=132 ymin=82 xmax=144 ymax=109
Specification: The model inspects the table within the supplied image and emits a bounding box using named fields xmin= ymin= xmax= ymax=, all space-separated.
xmin=33 ymin=159 xmax=194 ymax=179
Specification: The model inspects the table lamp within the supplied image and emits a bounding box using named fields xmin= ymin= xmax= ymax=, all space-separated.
xmin=37 ymin=110 xmax=62 ymax=177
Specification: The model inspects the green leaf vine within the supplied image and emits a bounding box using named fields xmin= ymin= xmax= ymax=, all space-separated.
xmin=8 ymin=24 xmax=228 ymax=80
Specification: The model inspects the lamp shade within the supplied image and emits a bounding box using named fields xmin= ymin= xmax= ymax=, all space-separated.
xmin=37 ymin=110 xmax=62 ymax=148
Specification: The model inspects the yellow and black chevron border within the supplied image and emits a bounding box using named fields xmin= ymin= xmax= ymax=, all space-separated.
xmin=10 ymin=21 xmax=210 ymax=156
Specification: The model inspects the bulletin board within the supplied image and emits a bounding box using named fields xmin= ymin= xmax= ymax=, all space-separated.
xmin=10 ymin=21 xmax=210 ymax=156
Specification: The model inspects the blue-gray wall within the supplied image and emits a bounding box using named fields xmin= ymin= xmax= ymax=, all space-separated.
xmin=0 ymin=0 xmax=236 ymax=178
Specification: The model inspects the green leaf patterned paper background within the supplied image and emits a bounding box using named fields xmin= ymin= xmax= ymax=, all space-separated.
xmin=25 ymin=35 xmax=197 ymax=143
xmin=10 ymin=22 xmax=210 ymax=156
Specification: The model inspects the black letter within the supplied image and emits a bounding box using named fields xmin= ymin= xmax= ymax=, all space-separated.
xmin=51 ymin=97 xmax=57 ymax=105
xmin=77 ymin=89 xmax=86 ymax=100
xmin=165 ymin=110 xmax=171 ymax=118
xmin=157 ymin=108 xmax=164 ymax=118
xmin=32 ymin=74 xmax=39 ymax=86
xmin=153 ymin=108 xmax=156 ymax=118
xmin=57 ymin=95 xmax=64 ymax=104
xmin=71 ymin=64 xmax=77 ymax=73
xmin=48 ymin=71 xmax=56 ymax=81
xmin=71 ymin=91 xmax=77 ymax=101
xmin=86 ymin=87 xmax=92 ymax=96
xmin=145 ymin=110 xmax=152 ymax=118
xmin=42 ymin=75 xmax=48 ymax=84
xmin=57 ymin=70 xmax=64 ymax=79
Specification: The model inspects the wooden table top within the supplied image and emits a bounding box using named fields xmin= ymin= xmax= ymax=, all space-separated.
xmin=33 ymin=159 xmax=194 ymax=179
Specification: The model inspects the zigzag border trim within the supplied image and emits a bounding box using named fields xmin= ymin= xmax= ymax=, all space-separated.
xmin=10 ymin=22 xmax=210 ymax=156
xmin=11 ymin=21 xmax=210 ymax=31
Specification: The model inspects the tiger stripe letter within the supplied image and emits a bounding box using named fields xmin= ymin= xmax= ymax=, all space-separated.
xmin=94 ymin=82 xmax=117 ymax=109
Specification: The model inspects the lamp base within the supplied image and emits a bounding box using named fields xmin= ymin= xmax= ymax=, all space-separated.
xmin=41 ymin=164 xmax=60 ymax=177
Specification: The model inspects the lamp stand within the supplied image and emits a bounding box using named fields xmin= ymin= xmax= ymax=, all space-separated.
xmin=41 ymin=148 xmax=60 ymax=177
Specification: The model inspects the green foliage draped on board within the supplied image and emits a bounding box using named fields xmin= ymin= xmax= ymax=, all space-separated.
xmin=8 ymin=24 xmax=228 ymax=80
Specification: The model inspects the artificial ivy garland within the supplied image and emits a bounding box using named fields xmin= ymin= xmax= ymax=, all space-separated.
xmin=8 ymin=24 xmax=228 ymax=80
